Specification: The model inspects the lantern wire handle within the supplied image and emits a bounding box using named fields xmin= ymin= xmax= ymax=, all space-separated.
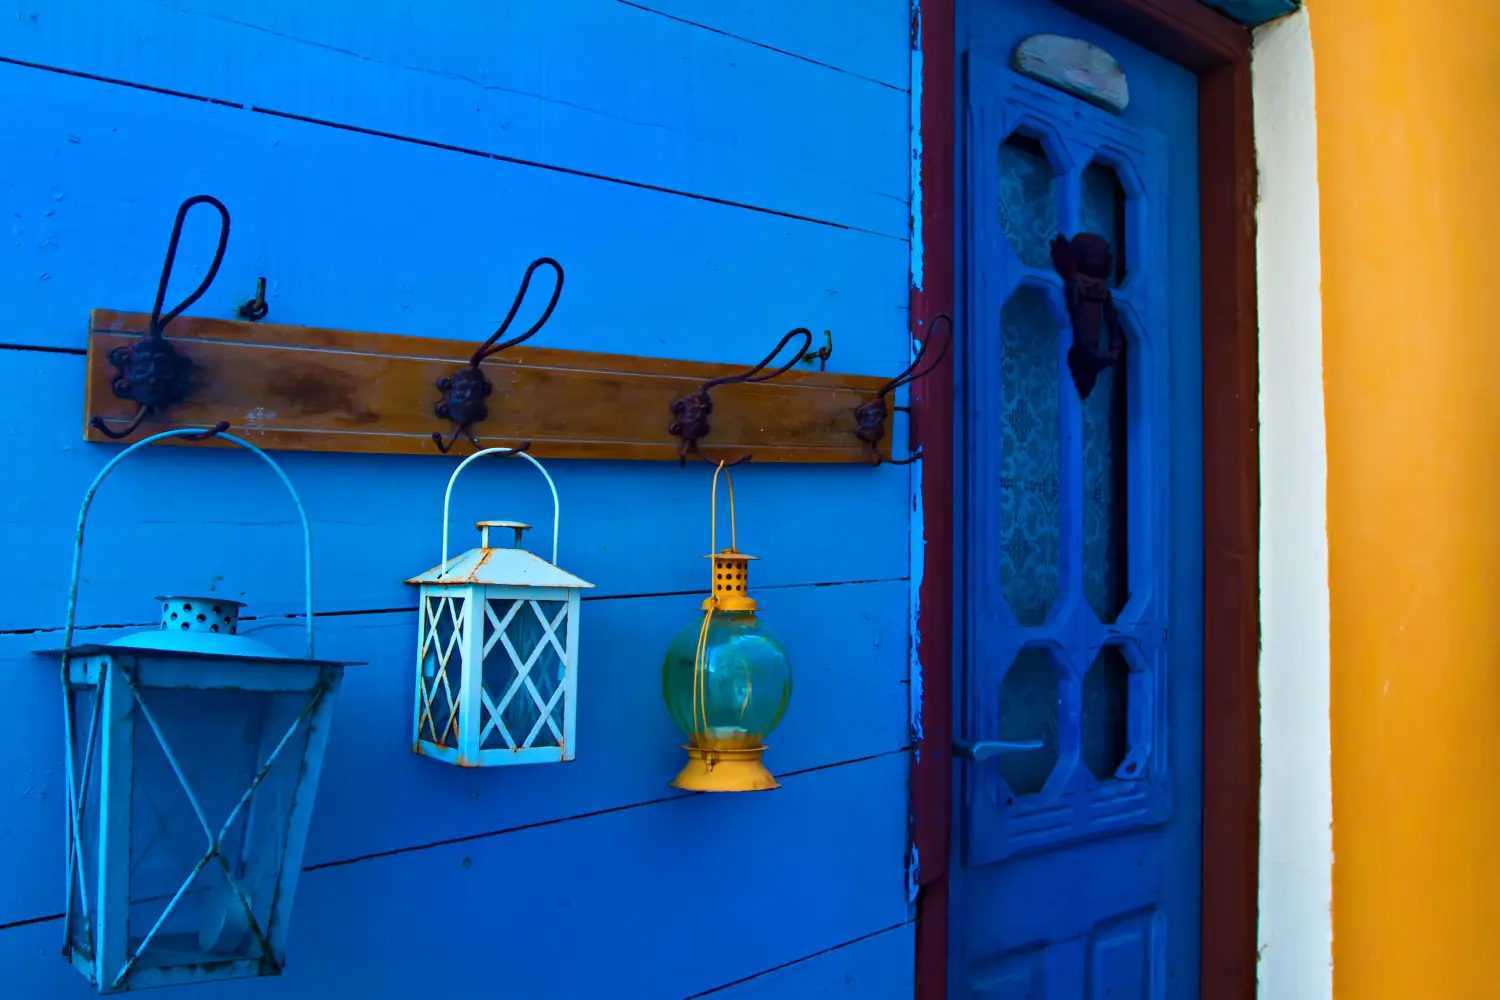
xmin=440 ymin=447 xmax=560 ymax=570
xmin=710 ymin=458 xmax=737 ymax=553
xmin=691 ymin=461 xmax=739 ymax=743
xmin=62 ymin=428 xmax=315 ymax=659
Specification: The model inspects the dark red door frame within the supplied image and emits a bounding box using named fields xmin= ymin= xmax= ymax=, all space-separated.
xmin=907 ymin=1 xmax=1260 ymax=997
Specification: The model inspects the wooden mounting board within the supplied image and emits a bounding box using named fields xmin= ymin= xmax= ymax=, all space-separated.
xmin=83 ymin=311 xmax=894 ymax=464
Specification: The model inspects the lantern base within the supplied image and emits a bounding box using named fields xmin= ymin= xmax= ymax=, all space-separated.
xmin=670 ymin=745 xmax=780 ymax=792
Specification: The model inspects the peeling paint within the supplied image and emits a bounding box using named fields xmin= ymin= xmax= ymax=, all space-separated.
xmin=907 ymin=1 xmax=927 ymax=759
xmin=908 ymin=1 xmax=925 ymax=293
xmin=909 ymin=440 xmax=925 ymax=749
xmin=907 ymin=3 xmax=931 ymax=924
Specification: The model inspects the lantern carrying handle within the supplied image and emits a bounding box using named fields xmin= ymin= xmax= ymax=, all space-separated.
xmin=709 ymin=460 xmax=737 ymax=553
xmin=62 ymin=429 xmax=316 ymax=658
xmin=441 ymin=447 xmax=560 ymax=570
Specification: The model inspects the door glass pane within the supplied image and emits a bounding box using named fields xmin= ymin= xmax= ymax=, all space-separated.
xmin=1082 ymin=363 xmax=1127 ymax=622
xmin=997 ymin=133 xmax=1058 ymax=269
xmin=1080 ymin=161 xmax=1127 ymax=286
xmin=1080 ymin=160 xmax=1130 ymax=623
xmin=1081 ymin=646 xmax=1131 ymax=781
xmin=999 ymin=285 xmax=1061 ymax=626
xmin=997 ymin=647 xmax=1061 ymax=797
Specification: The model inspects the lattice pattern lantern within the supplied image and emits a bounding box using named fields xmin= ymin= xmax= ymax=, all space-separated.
xmin=35 ymin=430 xmax=354 ymax=994
xmin=661 ymin=467 xmax=793 ymax=792
xmin=407 ymin=449 xmax=592 ymax=766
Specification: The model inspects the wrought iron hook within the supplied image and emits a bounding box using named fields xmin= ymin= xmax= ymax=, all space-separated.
xmin=148 ymin=195 xmax=232 ymax=336
xmin=95 ymin=411 xmax=233 ymax=443
xmin=237 ymin=277 xmax=269 ymax=321
xmin=798 ymin=330 xmax=833 ymax=372
xmin=182 ymin=420 xmax=232 ymax=441
xmin=430 ymin=426 xmax=534 ymax=459
xmin=668 ymin=327 xmax=814 ymax=468
xmin=854 ymin=313 xmax=952 ymax=466
xmin=93 ymin=404 xmax=150 ymax=441
xmin=91 ymin=195 xmax=232 ymax=442
xmin=431 ymin=257 xmax=564 ymax=454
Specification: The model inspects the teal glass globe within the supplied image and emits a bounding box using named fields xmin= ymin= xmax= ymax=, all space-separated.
xmin=662 ymin=610 xmax=792 ymax=750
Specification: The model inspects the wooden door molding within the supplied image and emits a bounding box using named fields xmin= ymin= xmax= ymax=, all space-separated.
xmin=909 ymin=1 xmax=1259 ymax=997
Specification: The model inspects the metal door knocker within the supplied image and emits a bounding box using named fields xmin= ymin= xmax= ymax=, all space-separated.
xmin=1050 ymin=232 xmax=1124 ymax=400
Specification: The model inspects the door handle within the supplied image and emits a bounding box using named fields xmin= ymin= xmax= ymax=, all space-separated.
xmin=953 ymin=740 xmax=1044 ymax=761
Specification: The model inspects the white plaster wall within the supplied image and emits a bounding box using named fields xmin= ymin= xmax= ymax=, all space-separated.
xmin=1251 ymin=8 xmax=1333 ymax=999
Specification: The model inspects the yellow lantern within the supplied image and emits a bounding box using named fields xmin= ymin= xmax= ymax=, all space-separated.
xmin=661 ymin=466 xmax=792 ymax=792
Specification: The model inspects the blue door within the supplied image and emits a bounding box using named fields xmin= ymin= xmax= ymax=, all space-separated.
xmin=950 ymin=0 xmax=1203 ymax=996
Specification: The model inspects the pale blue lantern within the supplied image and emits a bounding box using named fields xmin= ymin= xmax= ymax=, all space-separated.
xmin=36 ymin=429 xmax=355 ymax=993
xmin=407 ymin=448 xmax=592 ymax=767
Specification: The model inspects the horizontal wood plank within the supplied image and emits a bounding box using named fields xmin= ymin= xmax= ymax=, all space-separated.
xmin=0 ymin=64 xmax=908 ymax=358
xmin=0 ymin=753 xmax=909 ymax=998
xmin=0 ymin=0 xmax=908 ymax=237
xmin=84 ymin=310 xmax=896 ymax=464
xmin=0 ymin=581 xmax=910 ymax=927
xmin=695 ymin=922 xmax=916 ymax=998
xmin=621 ymin=0 xmax=913 ymax=90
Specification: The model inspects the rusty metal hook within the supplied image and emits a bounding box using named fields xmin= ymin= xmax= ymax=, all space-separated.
xmin=854 ymin=314 xmax=952 ymax=466
xmin=182 ymin=420 xmax=232 ymax=441
xmin=237 ymin=277 xmax=269 ymax=321
xmin=691 ymin=446 xmax=753 ymax=469
xmin=432 ymin=434 xmax=531 ymax=460
xmin=148 ymin=195 xmax=231 ymax=337
xmin=798 ymin=330 xmax=833 ymax=372
xmin=433 ymin=422 xmax=481 ymax=456
xmin=668 ymin=326 xmax=813 ymax=468
xmin=92 ymin=404 xmax=150 ymax=441
xmin=431 ymin=257 xmax=564 ymax=455
xmin=95 ymin=411 xmax=233 ymax=442
xmin=431 ymin=423 xmax=533 ymax=458
xmin=92 ymin=195 xmax=232 ymax=442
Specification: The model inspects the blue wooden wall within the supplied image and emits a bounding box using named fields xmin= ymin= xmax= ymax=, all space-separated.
xmin=0 ymin=3 xmax=917 ymax=997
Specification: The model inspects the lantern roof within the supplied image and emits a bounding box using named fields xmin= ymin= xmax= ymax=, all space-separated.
xmin=33 ymin=595 xmax=358 ymax=667
xmin=35 ymin=635 xmax=352 ymax=667
xmin=407 ymin=522 xmax=594 ymax=590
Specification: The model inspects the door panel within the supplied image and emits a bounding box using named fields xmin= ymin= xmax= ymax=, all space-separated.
xmin=965 ymin=66 xmax=1172 ymax=866
xmin=952 ymin=1 xmax=1202 ymax=997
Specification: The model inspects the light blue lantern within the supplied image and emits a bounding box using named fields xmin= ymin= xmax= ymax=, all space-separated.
xmin=36 ymin=429 xmax=355 ymax=994
xmin=406 ymin=448 xmax=592 ymax=767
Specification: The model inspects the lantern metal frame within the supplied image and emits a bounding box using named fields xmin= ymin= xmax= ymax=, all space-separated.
xmin=43 ymin=429 xmax=349 ymax=994
xmin=407 ymin=448 xmax=591 ymax=767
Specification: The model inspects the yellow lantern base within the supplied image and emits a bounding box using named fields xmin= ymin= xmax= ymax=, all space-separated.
xmin=669 ymin=745 xmax=780 ymax=793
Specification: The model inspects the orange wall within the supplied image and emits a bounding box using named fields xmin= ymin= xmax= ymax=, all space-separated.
xmin=1311 ymin=0 xmax=1500 ymax=994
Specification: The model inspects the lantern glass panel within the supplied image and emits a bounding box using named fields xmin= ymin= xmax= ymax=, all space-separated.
xmin=124 ymin=686 xmax=311 ymax=968
xmin=662 ymin=610 xmax=793 ymax=748
xmin=419 ymin=593 xmax=468 ymax=749
xmin=480 ymin=597 xmax=568 ymax=751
